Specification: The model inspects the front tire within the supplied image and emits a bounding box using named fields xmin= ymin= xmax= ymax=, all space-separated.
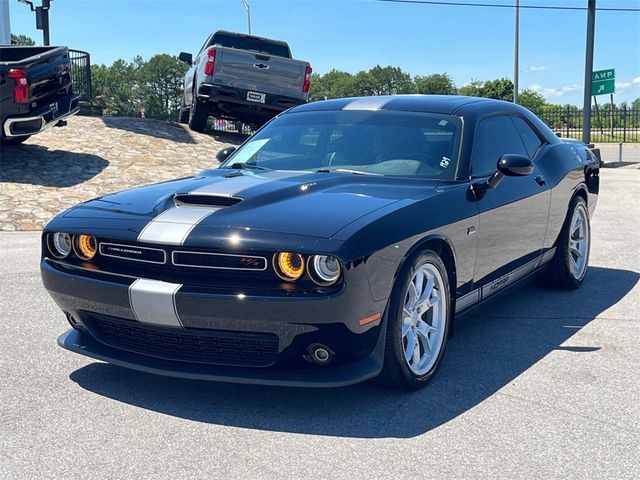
xmin=380 ymin=250 xmax=452 ymax=390
xmin=543 ymin=196 xmax=591 ymax=289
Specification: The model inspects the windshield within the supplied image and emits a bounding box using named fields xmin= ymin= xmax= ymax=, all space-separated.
xmin=211 ymin=33 xmax=291 ymax=58
xmin=222 ymin=110 xmax=462 ymax=180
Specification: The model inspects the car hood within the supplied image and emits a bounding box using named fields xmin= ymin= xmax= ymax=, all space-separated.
xmin=64 ymin=169 xmax=439 ymax=240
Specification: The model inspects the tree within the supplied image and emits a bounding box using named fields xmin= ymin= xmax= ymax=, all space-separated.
xmin=11 ymin=34 xmax=36 ymax=46
xmin=481 ymin=78 xmax=514 ymax=101
xmin=458 ymin=80 xmax=484 ymax=97
xmin=517 ymin=89 xmax=546 ymax=112
xmin=414 ymin=73 xmax=456 ymax=95
xmin=138 ymin=54 xmax=188 ymax=120
xmin=91 ymin=59 xmax=140 ymax=116
xmin=367 ymin=65 xmax=414 ymax=95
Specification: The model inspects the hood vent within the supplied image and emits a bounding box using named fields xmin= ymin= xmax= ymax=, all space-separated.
xmin=174 ymin=194 xmax=242 ymax=208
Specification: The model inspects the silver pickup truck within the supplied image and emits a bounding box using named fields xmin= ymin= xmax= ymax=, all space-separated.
xmin=178 ymin=31 xmax=311 ymax=131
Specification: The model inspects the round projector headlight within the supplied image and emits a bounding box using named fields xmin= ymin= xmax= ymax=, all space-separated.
xmin=274 ymin=252 xmax=305 ymax=281
xmin=74 ymin=234 xmax=97 ymax=260
xmin=309 ymin=255 xmax=341 ymax=285
xmin=50 ymin=232 xmax=72 ymax=258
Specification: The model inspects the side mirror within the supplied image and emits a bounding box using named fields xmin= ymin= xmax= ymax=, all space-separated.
xmin=484 ymin=154 xmax=533 ymax=189
xmin=216 ymin=147 xmax=236 ymax=162
xmin=178 ymin=51 xmax=193 ymax=65
xmin=497 ymin=154 xmax=534 ymax=176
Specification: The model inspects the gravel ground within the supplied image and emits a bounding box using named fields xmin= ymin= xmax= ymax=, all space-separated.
xmin=0 ymin=168 xmax=638 ymax=479
xmin=0 ymin=116 xmax=245 ymax=231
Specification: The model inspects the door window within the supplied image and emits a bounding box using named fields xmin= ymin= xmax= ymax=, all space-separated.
xmin=471 ymin=115 xmax=529 ymax=176
xmin=511 ymin=116 xmax=544 ymax=158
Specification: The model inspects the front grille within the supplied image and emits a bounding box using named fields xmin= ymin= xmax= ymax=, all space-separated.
xmin=174 ymin=194 xmax=242 ymax=207
xmin=83 ymin=313 xmax=278 ymax=367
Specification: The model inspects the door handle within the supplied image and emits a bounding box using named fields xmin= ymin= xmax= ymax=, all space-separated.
xmin=535 ymin=175 xmax=546 ymax=186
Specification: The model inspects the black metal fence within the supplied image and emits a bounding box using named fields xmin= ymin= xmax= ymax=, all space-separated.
xmin=533 ymin=106 xmax=640 ymax=143
xmin=69 ymin=49 xmax=92 ymax=102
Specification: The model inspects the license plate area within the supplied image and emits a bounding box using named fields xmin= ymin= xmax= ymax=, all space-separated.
xmin=246 ymin=91 xmax=266 ymax=104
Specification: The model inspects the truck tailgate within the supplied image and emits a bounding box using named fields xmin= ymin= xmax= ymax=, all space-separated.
xmin=215 ymin=47 xmax=306 ymax=99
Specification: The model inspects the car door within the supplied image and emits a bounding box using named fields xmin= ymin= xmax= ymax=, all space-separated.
xmin=470 ymin=114 xmax=551 ymax=297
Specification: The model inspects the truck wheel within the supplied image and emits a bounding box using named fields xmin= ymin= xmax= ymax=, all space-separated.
xmin=188 ymin=88 xmax=209 ymax=133
xmin=178 ymin=108 xmax=189 ymax=124
xmin=0 ymin=136 xmax=29 ymax=145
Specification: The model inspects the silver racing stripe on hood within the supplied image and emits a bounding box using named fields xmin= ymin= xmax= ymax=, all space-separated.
xmin=137 ymin=207 xmax=217 ymax=245
xmin=137 ymin=170 xmax=307 ymax=245
xmin=190 ymin=170 xmax=307 ymax=196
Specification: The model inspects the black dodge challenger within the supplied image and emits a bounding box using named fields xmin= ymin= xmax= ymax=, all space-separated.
xmin=42 ymin=95 xmax=599 ymax=390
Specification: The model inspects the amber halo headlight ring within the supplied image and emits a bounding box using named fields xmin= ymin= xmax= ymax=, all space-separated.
xmin=308 ymin=255 xmax=342 ymax=286
xmin=73 ymin=234 xmax=98 ymax=260
xmin=48 ymin=232 xmax=72 ymax=259
xmin=273 ymin=252 xmax=305 ymax=281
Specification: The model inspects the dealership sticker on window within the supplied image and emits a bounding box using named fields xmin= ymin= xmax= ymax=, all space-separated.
xmin=440 ymin=156 xmax=451 ymax=168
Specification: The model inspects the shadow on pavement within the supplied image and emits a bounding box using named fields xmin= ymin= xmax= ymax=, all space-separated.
xmin=70 ymin=266 xmax=638 ymax=438
xmin=0 ymin=144 xmax=108 ymax=187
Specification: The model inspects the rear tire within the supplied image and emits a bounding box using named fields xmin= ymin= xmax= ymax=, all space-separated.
xmin=542 ymin=196 xmax=591 ymax=289
xmin=380 ymin=250 xmax=452 ymax=390
xmin=188 ymin=86 xmax=209 ymax=133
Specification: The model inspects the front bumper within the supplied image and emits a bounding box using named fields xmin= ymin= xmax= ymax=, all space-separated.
xmin=42 ymin=258 xmax=387 ymax=387
xmin=3 ymin=92 xmax=80 ymax=138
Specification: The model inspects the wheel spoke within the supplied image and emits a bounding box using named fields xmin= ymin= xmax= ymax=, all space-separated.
xmin=402 ymin=317 xmax=412 ymax=337
xmin=412 ymin=341 xmax=421 ymax=365
xmin=570 ymin=246 xmax=583 ymax=259
xmin=416 ymin=325 xmax=432 ymax=355
xmin=404 ymin=329 xmax=417 ymax=363
xmin=416 ymin=275 xmax=435 ymax=311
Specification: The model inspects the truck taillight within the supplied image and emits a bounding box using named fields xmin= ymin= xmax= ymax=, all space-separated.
xmin=204 ymin=48 xmax=216 ymax=76
xmin=303 ymin=65 xmax=312 ymax=93
xmin=8 ymin=68 xmax=29 ymax=104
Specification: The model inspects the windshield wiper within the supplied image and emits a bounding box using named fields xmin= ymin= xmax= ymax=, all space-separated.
xmin=316 ymin=168 xmax=382 ymax=176
xmin=226 ymin=163 xmax=270 ymax=171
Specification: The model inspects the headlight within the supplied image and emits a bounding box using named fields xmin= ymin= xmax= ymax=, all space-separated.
xmin=73 ymin=234 xmax=97 ymax=260
xmin=49 ymin=232 xmax=72 ymax=258
xmin=308 ymin=255 xmax=341 ymax=285
xmin=274 ymin=252 xmax=305 ymax=281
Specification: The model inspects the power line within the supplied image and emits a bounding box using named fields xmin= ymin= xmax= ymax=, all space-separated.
xmin=372 ymin=0 xmax=640 ymax=12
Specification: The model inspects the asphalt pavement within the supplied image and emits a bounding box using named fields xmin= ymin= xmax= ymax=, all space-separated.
xmin=1 ymin=168 xmax=639 ymax=479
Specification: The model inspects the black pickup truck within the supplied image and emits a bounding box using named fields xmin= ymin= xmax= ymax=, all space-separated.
xmin=0 ymin=46 xmax=79 ymax=144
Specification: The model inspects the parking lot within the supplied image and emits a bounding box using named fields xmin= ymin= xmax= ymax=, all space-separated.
xmin=1 ymin=166 xmax=638 ymax=479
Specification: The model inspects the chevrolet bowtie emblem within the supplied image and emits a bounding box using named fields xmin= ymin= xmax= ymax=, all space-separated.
xmin=253 ymin=63 xmax=269 ymax=69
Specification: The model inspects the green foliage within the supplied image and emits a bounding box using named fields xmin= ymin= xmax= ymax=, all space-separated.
xmin=10 ymin=34 xmax=36 ymax=46
xmin=517 ymin=89 xmax=546 ymax=111
xmin=414 ymin=73 xmax=456 ymax=95
xmin=91 ymin=54 xmax=188 ymax=120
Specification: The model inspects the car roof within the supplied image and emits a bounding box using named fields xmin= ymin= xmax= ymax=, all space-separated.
xmin=287 ymin=95 xmax=520 ymax=116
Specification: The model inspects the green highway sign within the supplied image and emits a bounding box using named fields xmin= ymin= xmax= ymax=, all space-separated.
xmin=592 ymin=68 xmax=615 ymax=96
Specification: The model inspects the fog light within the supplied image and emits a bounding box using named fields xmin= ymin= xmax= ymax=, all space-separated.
xmin=49 ymin=232 xmax=72 ymax=258
xmin=74 ymin=234 xmax=97 ymax=260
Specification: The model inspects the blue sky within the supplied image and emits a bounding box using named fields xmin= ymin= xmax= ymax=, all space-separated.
xmin=7 ymin=0 xmax=640 ymax=105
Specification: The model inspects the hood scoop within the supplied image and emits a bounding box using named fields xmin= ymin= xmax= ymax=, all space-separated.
xmin=174 ymin=194 xmax=243 ymax=208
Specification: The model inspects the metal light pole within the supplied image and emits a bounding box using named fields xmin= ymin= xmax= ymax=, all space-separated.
xmin=0 ymin=0 xmax=10 ymax=45
xmin=17 ymin=0 xmax=51 ymax=45
xmin=582 ymin=0 xmax=596 ymax=144
xmin=241 ymin=0 xmax=251 ymax=34
xmin=513 ymin=0 xmax=519 ymax=104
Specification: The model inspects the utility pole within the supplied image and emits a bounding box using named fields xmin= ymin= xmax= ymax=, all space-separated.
xmin=241 ymin=0 xmax=251 ymax=34
xmin=582 ymin=0 xmax=596 ymax=144
xmin=513 ymin=0 xmax=519 ymax=104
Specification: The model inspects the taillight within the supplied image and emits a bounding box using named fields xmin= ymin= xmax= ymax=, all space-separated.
xmin=303 ymin=65 xmax=312 ymax=93
xmin=204 ymin=48 xmax=216 ymax=76
xmin=8 ymin=68 xmax=29 ymax=104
